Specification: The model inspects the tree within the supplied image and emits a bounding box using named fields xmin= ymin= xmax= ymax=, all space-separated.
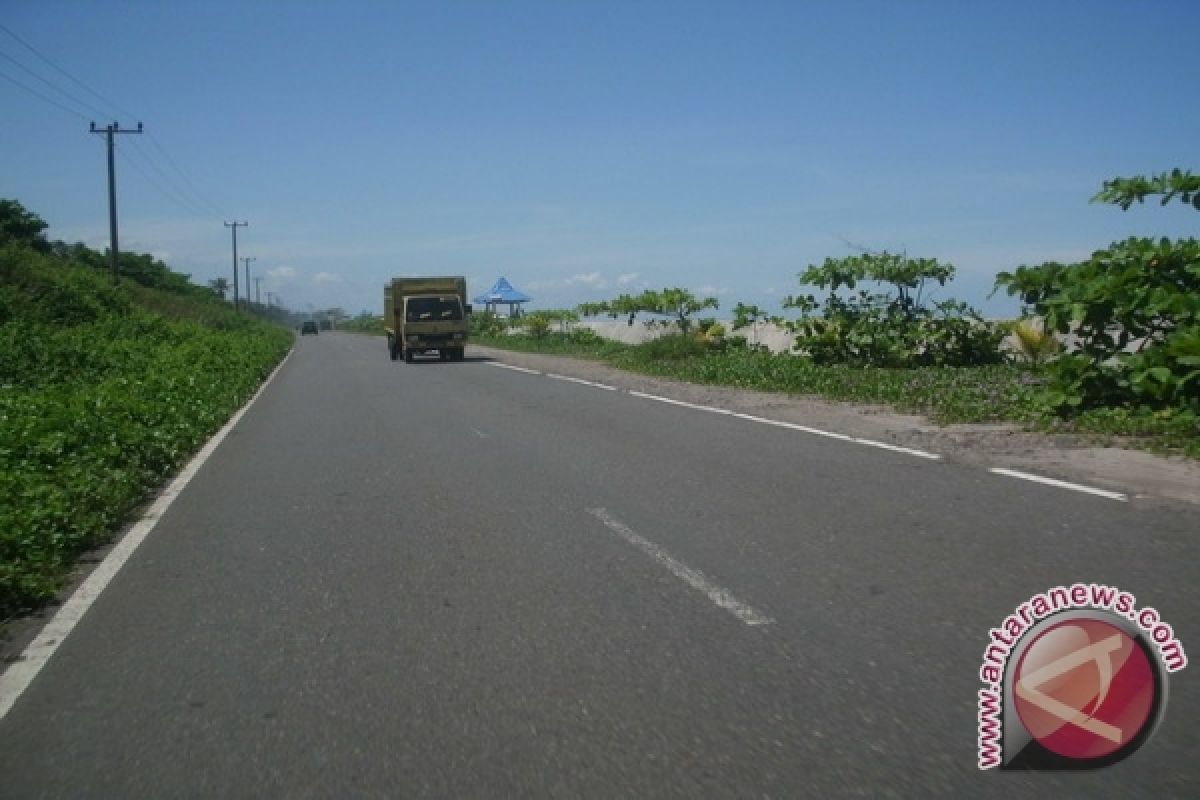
xmin=0 ymin=198 xmax=50 ymax=252
xmin=995 ymin=170 xmax=1199 ymax=409
xmin=785 ymin=252 xmax=1003 ymax=367
xmin=578 ymin=288 xmax=718 ymax=334
xmin=208 ymin=277 xmax=230 ymax=300
xmin=730 ymin=302 xmax=779 ymax=347
xmin=1092 ymin=169 xmax=1200 ymax=211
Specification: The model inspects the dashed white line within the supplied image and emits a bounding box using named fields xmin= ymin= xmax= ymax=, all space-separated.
xmin=630 ymin=391 xmax=733 ymax=414
xmin=989 ymin=468 xmax=1128 ymax=502
xmin=731 ymin=412 xmax=856 ymax=442
xmin=489 ymin=362 xmax=1140 ymax=501
xmin=500 ymin=362 xmax=941 ymax=460
xmin=547 ymin=373 xmax=618 ymax=391
xmin=587 ymin=507 xmax=774 ymax=627
xmin=487 ymin=362 xmax=541 ymax=375
xmin=0 ymin=350 xmax=295 ymax=722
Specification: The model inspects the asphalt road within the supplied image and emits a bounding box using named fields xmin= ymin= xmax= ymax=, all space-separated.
xmin=1 ymin=332 xmax=1196 ymax=798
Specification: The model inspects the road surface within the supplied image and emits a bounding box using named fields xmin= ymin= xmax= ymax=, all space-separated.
xmin=1 ymin=332 xmax=1196 ymax=798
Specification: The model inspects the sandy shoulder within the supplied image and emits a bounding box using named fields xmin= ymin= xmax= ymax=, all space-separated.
xmin=470 ymin=344 xmax=1200 ymax=508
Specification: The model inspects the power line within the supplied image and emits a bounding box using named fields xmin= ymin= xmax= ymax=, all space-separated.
xmin=115 ymin=141 xmax=214 ymax=220
xmin=0 ymin=21 xmax=138 ymax=120
xmin=121 ymin=138 xmax=218 ymax=219
xmin=0 ymin=47 xmax=111 ymax=119
xmin=0 ymin=66 xmax=90 ymax=121
xmin=1 ymin=23 xmax=225 ymax=222
xmin=145 ymin=133 xmax=227 ymax=218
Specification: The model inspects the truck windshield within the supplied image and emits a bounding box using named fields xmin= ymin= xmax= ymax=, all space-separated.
xmin=406 ymin=296 xmax=463 ymax=321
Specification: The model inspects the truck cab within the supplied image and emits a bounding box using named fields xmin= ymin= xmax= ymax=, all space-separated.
xmin=384 ymin=277 xmax=470 ymax=363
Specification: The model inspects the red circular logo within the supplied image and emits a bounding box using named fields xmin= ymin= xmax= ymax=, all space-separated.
xmin=1013 ymin=618 xmax=1156 ymax=761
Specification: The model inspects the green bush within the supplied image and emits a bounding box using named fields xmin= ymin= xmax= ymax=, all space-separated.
xmin=784 ymin=252 xmax=1005 ymax=368
xmin=995 ymin=172 xmax=1200 ymax=412
xmin=0 ymin=237 xmax=290 ymax=618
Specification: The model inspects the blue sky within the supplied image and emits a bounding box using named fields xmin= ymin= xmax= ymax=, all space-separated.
xmin=2 ymin=1 xmax=1196 ymax=317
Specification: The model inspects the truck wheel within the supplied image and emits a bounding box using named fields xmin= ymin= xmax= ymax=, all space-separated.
xmin=439 ymin=350 xmax=449 ymax=362
xmin=455 ymin=348 xmax=465 ymax=361
xmin=404 ymin=348 xmax=414 ymax=364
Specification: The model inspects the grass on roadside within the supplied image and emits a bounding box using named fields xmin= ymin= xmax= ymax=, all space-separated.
xmin=474 ymin=331 xmax=1200 ymax=457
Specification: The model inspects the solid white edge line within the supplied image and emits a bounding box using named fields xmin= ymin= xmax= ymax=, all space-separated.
xmin=988 ymin=468 xmax=1128 ymax=502
xmin=732 ymin=412 xmax=942 ymax=460
xmin=486 ymin=362 xmax=541 ymax=375
xmin=489 ymin=358 xmax=1129 ymax=499
xmin=629 ymin=391 xmax=733 ymax=415
xmin=0 ymin=349 xmax=295 ymax=721
xmin=587 ymin=508 xmax=773 ymax=627
xmin=546 ymin=373 xmax=618 ymax=391
xmin=850 ymin=438 xmax=943 ymax=460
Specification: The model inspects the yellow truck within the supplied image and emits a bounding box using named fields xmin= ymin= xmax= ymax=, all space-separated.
xmin=384 ymin=276 xmax=470 ymax=363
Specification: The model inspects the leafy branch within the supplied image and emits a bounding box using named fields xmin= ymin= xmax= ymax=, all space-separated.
xmin=1092 ymin=169 xmax=1200 ymax=211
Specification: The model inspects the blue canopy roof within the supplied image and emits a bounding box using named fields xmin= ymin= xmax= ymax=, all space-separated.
xmin=474 ymin=276 xmax=531 ymax=305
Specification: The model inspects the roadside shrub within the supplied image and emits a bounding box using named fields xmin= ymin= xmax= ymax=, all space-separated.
xmin=0 ymin=238 xmax=290 ymax=618
xmin=995 ymin=173 xmax=1200 ymax=411
xmin=621 ymin=334 xmax=709 ymax=363
xmin=524 ymin=313 xmax=552 ymax=339
xmin=784 ymin=252 xmax=1005 ymax=368
xmin=470 ymin=310 xmax=510 ymax=337
xmin=1007 ymin=319 xmax=1060 ymax=366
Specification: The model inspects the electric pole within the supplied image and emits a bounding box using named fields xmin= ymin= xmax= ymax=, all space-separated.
xmin=89 ymin=121 xmax=143 ymax=284
xmin=254 ymin=276 xmax=263 ymax=306
xmin=224 ymin=221 xmax=248 ymax=310
xmin=241 ymin=256 xmax=257 ymax=310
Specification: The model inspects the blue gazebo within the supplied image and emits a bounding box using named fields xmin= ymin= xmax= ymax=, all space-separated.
xmin=474 ymin=276 xmax=531 ymax=317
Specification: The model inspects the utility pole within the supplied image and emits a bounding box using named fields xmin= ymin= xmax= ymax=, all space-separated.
xmin=241 ymin=256 xmax=257 ymax=310
xmin=224 ymin=221 xmax=248 ymax=310
xmin=266 ymin=291 xmax=274 ymax=308
xmin=89 ymin=121 xmax=143 ymax=284
xmin=254 ymin=276 xmax=263 ymax=306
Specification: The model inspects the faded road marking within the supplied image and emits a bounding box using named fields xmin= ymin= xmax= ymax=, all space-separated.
xmin=547 ymin=373 xmax=618 ymax=391
xmin=486 ymin=362 xmax=541 ymax=375
xmin=586 ymin=508 xmax=774 ymax=627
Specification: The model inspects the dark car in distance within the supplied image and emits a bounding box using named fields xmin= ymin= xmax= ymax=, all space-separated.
xmin=300 ymin=320 xmax=319 ymax=335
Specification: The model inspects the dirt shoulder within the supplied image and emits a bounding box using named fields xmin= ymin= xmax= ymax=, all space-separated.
xmin=471 ymin=345 xmax=1200 ymax=508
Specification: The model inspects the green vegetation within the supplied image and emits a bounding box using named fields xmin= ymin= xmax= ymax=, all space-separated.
xmin=1091 ymin=168 xmax=1199 ymax=211
xmin=995 ymin=170 xmax=1199 ymax=417
xmin=1 ymin=200 xmax=291 ymax=620
xmin=339 ymin=310 xmax=385 ymax=335
xmin=784 ymin=252 xmax=1005 ymax=367
xmin=579 ymin=287 xmax=719 ymax=334
xmin=476 ymin=330 xmax=1199 ymax=456
xmin=476 ymin=330 xmax=1040 ymax=421
xmin=474 ymin=172 xmax=1200 ymax=457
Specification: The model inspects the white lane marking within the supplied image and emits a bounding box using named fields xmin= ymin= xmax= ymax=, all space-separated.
xmin=732 ymin=412 xmax=856 ymax=441
xmin=546 ymin=373 xmax=618 ymax=391
xmin=586 ymin=508 xmax=774 ymax=627
xmin=629 ymin=391 xmax=734 ymax=414
xmin=472 ymin=428 xmax=491 ymax=439
xmin=0 ymin=350 xmax=295 ymax=722
xmin=489 ymin=360 xmax=1131 ymax=501
xmin=486 ymin=362 xmax=541 ymax=375
xmin=989 ymin=468 xmax=1128 ymax=502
